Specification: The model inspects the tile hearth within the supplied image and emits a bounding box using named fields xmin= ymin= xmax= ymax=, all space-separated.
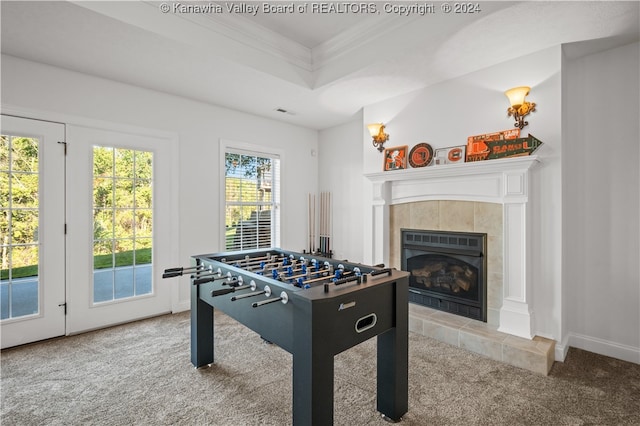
xmin=409 ymin=303 xmax=555 ymax=375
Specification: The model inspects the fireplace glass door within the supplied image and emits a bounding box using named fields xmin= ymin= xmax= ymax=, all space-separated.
xmin=402 ymin=229 xmax=487 ymax=321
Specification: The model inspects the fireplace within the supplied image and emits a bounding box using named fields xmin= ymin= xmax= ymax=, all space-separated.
xmin=366 ymin=156 xmax=539 ymax=339
xmin=402 ymin=229 xmax=487 ymax=322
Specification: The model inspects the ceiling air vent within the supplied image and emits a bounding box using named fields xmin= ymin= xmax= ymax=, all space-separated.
xmin=274 ymin=108 xmax=296 ymax=116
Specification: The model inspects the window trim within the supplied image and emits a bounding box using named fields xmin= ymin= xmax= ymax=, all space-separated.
xmin=219 ymin=140 xmax=283 ymax=251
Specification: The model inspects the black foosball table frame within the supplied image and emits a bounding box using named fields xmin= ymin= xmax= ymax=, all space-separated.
xmin=166 ymin=248 xmax=409 ymax=425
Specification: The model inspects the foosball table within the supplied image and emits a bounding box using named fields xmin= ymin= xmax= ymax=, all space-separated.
xmin=164 ymin=248 xmax=409 ymax=425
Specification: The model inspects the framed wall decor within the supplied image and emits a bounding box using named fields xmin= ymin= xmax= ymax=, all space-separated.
xmin=383 ymin=145 xmax=408 ymax=171
xmin=434 ymin=145 xmax=466 ymax=165
xmin=408 ymin=143 xmax=434 ymax=168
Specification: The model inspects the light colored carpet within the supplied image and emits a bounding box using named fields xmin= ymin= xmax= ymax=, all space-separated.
xmin=2 ymin=311 xmax=639 ymax=425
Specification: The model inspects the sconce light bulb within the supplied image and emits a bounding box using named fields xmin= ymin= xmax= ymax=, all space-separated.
xmin=367 ymin=123 xmax=389 ymax=152
xmin=505 ymin=86 xmax=535 ymax=130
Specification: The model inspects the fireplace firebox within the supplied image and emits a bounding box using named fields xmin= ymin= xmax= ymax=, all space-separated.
xmin=402 ymin=229 xmax=487 ymax=322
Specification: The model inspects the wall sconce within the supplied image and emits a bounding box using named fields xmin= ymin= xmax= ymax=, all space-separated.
xmin=505 ymin=86 xmax=536 ymax=129
xmin=367 ymin=123 xmax=389 ymax=152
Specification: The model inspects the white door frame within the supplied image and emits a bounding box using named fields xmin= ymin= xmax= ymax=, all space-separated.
xmin=0 ymin=115 xmax=66 ymax=348
xmin=65 ymin=125 xmax=177 ymax=334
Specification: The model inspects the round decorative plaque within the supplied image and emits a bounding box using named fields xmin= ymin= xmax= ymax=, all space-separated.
xmin=408 ymin=143 xmax=434 ymax=168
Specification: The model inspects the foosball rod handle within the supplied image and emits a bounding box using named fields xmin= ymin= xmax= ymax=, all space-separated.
xmin=230 ymin=290 xmax=266 ymax=301
xmin=163 ymin=264 xmax=208 ymax=278
xmin=210 ymin=283 xmax=252 ymax=297
xmin=252 ymin=291 xmax=289 ymax=308
xmin=369 ymin=268 xmax=392 ymax=278
xmin=324 ymin=275 xmax=362 ymax=293
xmin=193 ymin=274 xmax=239 ymax=286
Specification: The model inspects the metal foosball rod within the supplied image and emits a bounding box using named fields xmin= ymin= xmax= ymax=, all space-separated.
xmin=369 ymin=268 xmax=392 ymax=279
xmin=226 ymin=254 xmax=284 ymax=268
xmin=249 ymin=256 xmax=306 ymax=275
xmin=230 ymin=287 xmax=268 ymax=301
xmin=275 ymin=265 xmax=332 ymax=282
xmin=227 ymin=253 xmax=273 ymax=265
xmin=252 ymin=256 xmax=314 ymax=274
xmin=295 ymin=270 xmax=339 ymax=285
xmin=191 ymin=266 xmax=221 ymax=277
xmin=266 ymin=265 xmax=305 ymax=278
xmin=324 ymin=274 xmax=363 ymax=293
xmin=252 ymin=290 xmax=289 ymax=308
xmin=210 ymin=280 xmax=256 ymax=297
xmin=189 ymin=267 xmax=223 ymax=280
xmin=248 ymin=257 xmax=298 ymax=272
xmin=193 ymin=273 xmax=243 ymax=286
xmin=272 ymin=263 xmax=314 ymax=280
xmin=162 ymin=264 xmax=210 ymax=278
xmin=296 ymin=266 xmax=361 ymax=288
xmin=285 ymin=261 xmax=330 ymax=277
xmin=244 ymin=285 xmax=289 ymax=308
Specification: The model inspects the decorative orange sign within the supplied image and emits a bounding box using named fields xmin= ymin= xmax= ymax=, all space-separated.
xmin=466 ymin=129 xmax=520 ymax=162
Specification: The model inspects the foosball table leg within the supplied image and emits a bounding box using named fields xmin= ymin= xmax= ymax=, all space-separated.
xmin=191 ymin=283 xmax=214 ymax=368
xmin=376 ymin=281 xmax=409 ymax=422
xmin=292 ymin=348 xmax=334 ymax=425
xmin=292 ymin=307 xmax=334 ymax=425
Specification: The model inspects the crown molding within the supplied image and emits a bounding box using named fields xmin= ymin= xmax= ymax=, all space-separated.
xmin=139 ymin=1 xmax=413 ymax=76
xmin=170 ymin=3 xmax=314 ymax=72
xmin=71 ymin=1 xmax=421 ymax=88
xmin=75 ymin=1 xmax=313 ymax=74
xmin=312 ymin=14 xmax=419 ymax=70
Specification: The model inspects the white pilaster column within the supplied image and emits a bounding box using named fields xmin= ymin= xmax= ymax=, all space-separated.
xmin=371 ymin=181 xmax=390 ymax=267
xmin=498 ymin=201 xmax=534 ymax=339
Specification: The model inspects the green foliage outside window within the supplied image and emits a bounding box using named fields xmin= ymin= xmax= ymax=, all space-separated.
xmin=1 ymin=136 xmax=40 ymax=277
xmin=92 ymin=146 xmax=153 ymax=265
xmin=1 ymin=140 xmax=155 ymax=279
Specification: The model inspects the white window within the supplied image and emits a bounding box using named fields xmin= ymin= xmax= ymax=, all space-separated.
xmin=224 ymin=149 xmax=280 ymax=251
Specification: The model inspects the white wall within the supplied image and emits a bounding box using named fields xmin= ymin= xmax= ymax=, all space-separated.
xmin=319 ymin=42 xmax=640 ymax=363
xmin=317 ymin=114 xmax=364 ymax=262
xmin=562 ymin=41 xmax=640 ymax=363
xmin=4 ymin=39 xmax=638 ymax=363
xmin=1 ymin=54 xmax=318 ymax=311
xmin=361 ymin=47 xmax=564 ymax=345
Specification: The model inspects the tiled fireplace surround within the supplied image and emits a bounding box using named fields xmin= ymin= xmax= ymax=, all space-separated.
xmin=365 ymin=156 xmax=555 ymax=374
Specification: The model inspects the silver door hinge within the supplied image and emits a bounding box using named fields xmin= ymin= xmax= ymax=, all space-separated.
xmin=58 ymin=303 xmax=67 ymax=315
xmin=57 ymin=141 xmax=67 ymax=155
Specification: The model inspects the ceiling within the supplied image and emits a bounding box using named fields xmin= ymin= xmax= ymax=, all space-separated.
xmin=1 ymin=1 xmax=639 ymax=130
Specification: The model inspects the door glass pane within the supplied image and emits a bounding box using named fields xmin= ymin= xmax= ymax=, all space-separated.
xmin=114 ymin=266 xmax=134 ymax=298
xmin=1 ymin=135 xmax=40 ymax=320
xmin=93 ymin=146 xmax=113 ymax=177
xmin=114 ymin=179 xmax=134 ymax=208
xmin=134 ymin=238 xmax=152 ymax=296
xmin=92 ymin=146 xmax=153 ymax=304
xmin=135 ymin=209 xmax=152 ymax=238
xmin=93 ymin=178 xmax=114 ymax=208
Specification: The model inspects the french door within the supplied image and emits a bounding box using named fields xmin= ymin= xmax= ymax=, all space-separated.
xmin=1 ymin=116 xmax=175 ymax=347
xmin=65 ymin=126 xmax=173 ymax=334
xmin=1 ymin=115 xmax=66 ymax=348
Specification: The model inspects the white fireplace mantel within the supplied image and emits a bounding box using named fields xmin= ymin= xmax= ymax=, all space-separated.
xmin=364 ymin=155 xmax=540 ymax=339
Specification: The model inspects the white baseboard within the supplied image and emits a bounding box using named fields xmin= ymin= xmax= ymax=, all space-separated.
xmin=554 ymin=335 xmax=570 ymax=362
xmin=568 ymin=332 xmax=640 ymax=364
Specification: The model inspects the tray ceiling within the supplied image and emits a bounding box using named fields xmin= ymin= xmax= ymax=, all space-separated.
xmin=2 ymin=1 xmax=638 ymax=129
